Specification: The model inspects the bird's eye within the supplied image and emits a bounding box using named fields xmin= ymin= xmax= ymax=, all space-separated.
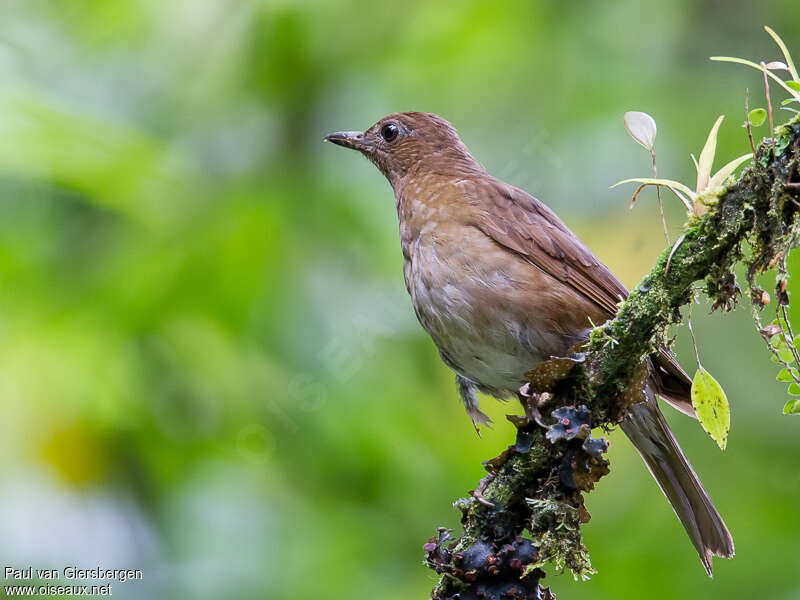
xmin=380 ymin=123 xmax=399 ymax=142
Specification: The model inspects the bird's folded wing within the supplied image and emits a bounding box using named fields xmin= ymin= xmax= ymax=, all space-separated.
xmin=653 ymin=348 xmax=697 ymax=418
xmin=469 ymin=177 xmax=696 ymax=417
xmin=471 ymin=178 xmax=628 ymax=316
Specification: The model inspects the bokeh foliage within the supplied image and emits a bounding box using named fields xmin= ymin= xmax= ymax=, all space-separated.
xmin=0 ymin=1 xmax=798 ymax=598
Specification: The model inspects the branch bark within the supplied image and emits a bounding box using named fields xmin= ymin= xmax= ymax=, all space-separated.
xmin=423 ymin=117 xmax=800 ymax=599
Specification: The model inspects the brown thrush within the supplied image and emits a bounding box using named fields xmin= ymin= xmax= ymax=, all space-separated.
xmin=325 ymin=111 xmax=734 ymax=575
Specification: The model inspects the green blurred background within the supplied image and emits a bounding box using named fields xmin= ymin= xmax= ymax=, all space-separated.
xmin=0 ymin=1 xmax=797 ymax=598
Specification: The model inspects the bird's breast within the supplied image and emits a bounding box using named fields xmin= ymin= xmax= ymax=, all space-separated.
xmin=401 ymin=223 xmax=569 ymax=396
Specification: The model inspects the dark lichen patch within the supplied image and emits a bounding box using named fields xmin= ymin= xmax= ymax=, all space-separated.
xmin=427 ymin=532 xmax=551 ymax=600
xmin=545 ymin=405 xmax=591 ymax=443
xmin=581 ymin=436 xmax=608 ymax=459
xmin=557 ymin=434 xmax=610 ymax=493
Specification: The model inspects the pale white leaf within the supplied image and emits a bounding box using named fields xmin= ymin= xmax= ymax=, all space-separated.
xmin=764 ymin=61 xmax=789 ymax=71
xmin=696 ymin=116 xmax=724 ymax=193
xmin=708 ymin=153 xmax=753 ymax=190
xmin=623 ymin=111 xmax=657 ymax=150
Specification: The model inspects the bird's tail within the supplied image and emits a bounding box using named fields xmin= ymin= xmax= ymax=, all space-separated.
xmin=620 ymin=387 xmax=735 ymax=576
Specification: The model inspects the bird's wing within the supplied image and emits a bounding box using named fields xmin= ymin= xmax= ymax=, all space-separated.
xmin=653 ymin=348 xmax=696 ymax=418
xmin=469 ymin=177 xmax=696 ymax=417
xmin=471 ymin=178 xmax=628 ymax=316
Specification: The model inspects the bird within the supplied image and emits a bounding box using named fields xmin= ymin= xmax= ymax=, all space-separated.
xmin=324 ymin=111 xmax=734 ymax=576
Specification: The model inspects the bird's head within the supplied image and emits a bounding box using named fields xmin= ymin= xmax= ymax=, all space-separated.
xmin=324 ymin=112 xmax=481 ymax=185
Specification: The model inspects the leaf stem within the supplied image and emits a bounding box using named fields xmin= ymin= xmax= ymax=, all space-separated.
xmin=650 ymin=148 xmax=670 ymax=245
xmin=744 ymin=89 xmax=757 ymax=161
xmin=687 ymin=299 xmax=702 ymax=369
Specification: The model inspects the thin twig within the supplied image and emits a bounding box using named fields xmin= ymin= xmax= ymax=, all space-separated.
xmin=779 ymin=304 xmax=800 ymax=366
xmin=776 ymin=245 xmax=800 ymax=367
xmin=630 ymin=183 xmax=647 ymax=208
xmin=650 ymin=148 xmax=670 ymax=245
xmin=664 ymin=233 xmax=686 ymax=276
xmin=761 ymin=62 xmax=776 ymax=149
xmin=744 ymin=88 xmax=757 ymax=161
xmin=687 ymin=298 xmax=702 ymax=368
xmin=751 ymin=226 xmax=800 ymax=387
xmin=750 ymin=303 xmax=800 ymax=384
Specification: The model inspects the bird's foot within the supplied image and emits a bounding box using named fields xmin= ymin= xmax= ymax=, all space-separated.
xmin=471 ymin=471 xmax=496 ymax=507
xmin=517 ymin=384 xmax=555 ymax=429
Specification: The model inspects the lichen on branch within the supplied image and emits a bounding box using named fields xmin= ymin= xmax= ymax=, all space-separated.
xmin=425 ymin=116 xmax=800 ymax=600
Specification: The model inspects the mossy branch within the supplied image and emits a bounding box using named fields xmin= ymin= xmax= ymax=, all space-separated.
xmin=424 ymin=117 xmax=800 ymax=599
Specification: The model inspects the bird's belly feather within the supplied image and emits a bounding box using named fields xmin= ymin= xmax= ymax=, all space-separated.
xmin=404 ymin=231 xmax=561 ymax=395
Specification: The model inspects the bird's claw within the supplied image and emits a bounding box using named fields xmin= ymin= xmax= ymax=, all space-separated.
xmin=471 ymin=471 xmax=497 ymax=507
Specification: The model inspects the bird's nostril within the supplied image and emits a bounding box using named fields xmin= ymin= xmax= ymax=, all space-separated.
xmin=323 ymin=130 xmax=364 ymax=150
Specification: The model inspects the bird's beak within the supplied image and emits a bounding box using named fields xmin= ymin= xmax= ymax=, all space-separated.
xmin=323 ymin=130 xmax=366 ymax=151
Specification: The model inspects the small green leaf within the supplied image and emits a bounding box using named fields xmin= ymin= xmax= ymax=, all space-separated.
xmin=783 ymin=399 xmax=800 ymax=414
xmin=691 ymin=368 xmax=730 ymax=451
xmin=777 ymin=368 xmax=794 ymax=382
xmin=779 ymin=349 xmax=795 ymax=362
xmin=748 ymin=108 xmax=767 ymax=126
xmin=789 ymin=383 xmax=800 ymax=396
xmin=787 ymin=80 xmax=800 ymax=92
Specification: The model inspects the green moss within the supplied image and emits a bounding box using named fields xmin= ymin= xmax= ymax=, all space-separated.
xmin=526 ymin=498 xmax=596 ymax=580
